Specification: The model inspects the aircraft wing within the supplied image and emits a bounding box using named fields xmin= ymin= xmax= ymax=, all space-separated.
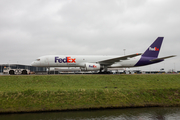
xmin=150 ymin=55 xmax=176 ymax=62
xmin=98 ymin=53 xmax=142 ymax=64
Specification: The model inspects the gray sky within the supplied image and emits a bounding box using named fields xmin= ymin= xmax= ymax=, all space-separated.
xmin=0 ymin=0 xmax=179 ymax=71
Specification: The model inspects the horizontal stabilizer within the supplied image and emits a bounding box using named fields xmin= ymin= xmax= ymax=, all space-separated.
xmin=98 ymin=53 xmax=142 ymax=64
xmin=150 ymin=55 xmax=176 ymax=62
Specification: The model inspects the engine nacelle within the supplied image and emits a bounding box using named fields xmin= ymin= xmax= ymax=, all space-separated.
xmin=81 ymin=63 xmax=101 ymax=71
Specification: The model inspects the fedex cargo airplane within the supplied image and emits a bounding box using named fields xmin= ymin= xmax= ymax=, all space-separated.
xmin=31 ymin=37 xmax=175 ymax=72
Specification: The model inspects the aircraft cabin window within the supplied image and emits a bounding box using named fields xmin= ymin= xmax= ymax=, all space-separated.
xmin=36 ymin=59 xmax=40 ymax=61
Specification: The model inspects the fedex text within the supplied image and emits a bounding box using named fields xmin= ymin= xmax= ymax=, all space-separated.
xmin=149 ymin=47 xmax=159 ymax=51
xmin=89 ymin=65 xmax=97 ymax=68
xmin=55 ymin=57 xmax=76 ymax=63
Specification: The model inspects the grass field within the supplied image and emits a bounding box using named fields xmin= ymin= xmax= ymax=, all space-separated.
xmin=0 ymin=74 xmax=180 ymax=113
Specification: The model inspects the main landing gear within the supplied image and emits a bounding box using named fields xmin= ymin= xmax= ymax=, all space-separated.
xmin=98 ymin=67 xmax=112 ymax=74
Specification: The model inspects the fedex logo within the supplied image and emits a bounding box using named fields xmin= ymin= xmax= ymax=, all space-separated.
xmin=55 ymin=57 xmax=76 ymax=63
xmin=89 ymin=65 xmax=97 ymax=68
xmin=149 ymin=47 xmax=159 ymax=51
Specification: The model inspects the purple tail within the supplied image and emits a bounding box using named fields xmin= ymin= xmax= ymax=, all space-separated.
xmin=142 ymin=37 xmax=163 ymax=58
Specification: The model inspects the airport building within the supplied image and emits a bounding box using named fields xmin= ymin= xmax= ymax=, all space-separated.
xmin=0 ymin=64 xmax=46 ymax=74
xmin=0 ymin=64 xmax=178 ymax=75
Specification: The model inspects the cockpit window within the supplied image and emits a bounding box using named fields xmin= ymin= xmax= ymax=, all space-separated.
xmin=36 ymin=59 xmax=40 ymax=61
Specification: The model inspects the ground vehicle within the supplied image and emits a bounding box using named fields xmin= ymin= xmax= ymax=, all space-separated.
xmin=3 ymin=67 xmax=30 ymax=75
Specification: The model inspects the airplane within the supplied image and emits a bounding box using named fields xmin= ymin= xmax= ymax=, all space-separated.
xmin=31 ymin=37 xmax=176 ymax=73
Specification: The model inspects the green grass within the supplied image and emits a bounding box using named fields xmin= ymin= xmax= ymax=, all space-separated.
xmin=0 ymin=74 xmax=180 ymax=92
xmin=0 ymin=74 xmax=180 ymax=113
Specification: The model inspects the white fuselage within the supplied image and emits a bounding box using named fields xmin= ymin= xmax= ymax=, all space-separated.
xmin=31 ymin=55 xmax=141 ymax=68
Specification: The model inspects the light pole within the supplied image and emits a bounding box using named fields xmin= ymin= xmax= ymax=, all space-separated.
xmin=123 ymin=49 xmax=126 ymax=55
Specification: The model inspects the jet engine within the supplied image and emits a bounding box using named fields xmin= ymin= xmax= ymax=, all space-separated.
xmin=81 ymin=63 xmax=101 ymax=71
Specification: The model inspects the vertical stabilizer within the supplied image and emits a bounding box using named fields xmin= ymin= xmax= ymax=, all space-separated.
xmin=142 ymin=37 xmax=163 ymax=58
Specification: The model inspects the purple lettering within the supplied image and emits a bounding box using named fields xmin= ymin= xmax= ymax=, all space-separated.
xmin=63 ymin=58 xmax=67 ymax=63
xmin=55 ymin=57 xmax=60 ymax=63
xmin=55 ymin=57 xmax=76 ymax=63
xmin=59 ymin=58 xmax=62 ymax=63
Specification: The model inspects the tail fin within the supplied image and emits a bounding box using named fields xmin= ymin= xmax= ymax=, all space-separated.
xmin=142 ymin=37 xmax=163 ymax=58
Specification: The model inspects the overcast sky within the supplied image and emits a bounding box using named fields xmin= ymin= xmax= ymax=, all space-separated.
xmin=0 ymin=0 xmax=179 ymax=71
